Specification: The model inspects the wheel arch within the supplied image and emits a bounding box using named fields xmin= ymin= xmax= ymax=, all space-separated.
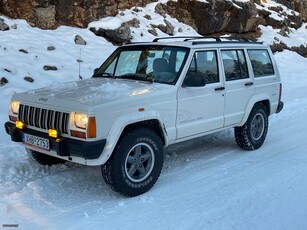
xmin=120 ymin=119 xmax=166 ymax=146
xmin=239 ymin=95 xmax=271 ymax=126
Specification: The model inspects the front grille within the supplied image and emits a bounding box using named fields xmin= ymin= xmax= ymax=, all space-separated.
xmin=18 ymin=104 xmax=69 ymax=134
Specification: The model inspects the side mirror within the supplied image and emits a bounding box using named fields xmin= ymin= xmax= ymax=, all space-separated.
xmin=182 ymin=72 xmax=207 ymax=87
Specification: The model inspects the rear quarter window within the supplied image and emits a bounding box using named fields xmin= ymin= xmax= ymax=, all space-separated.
xmin=248 ymin=49 xmax=274 ymax=77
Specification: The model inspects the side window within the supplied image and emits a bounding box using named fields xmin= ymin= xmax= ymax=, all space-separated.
xmin=248 ymin=50 xmax=274 ymax=77
xmin=186 ymin=50 xmax=219 ymax=85
xmin=221 ymin=50 xmax=248 ymax=81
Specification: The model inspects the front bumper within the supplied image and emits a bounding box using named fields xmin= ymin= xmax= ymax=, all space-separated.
xmin=4 ymin=122 xmax=106 ymax=160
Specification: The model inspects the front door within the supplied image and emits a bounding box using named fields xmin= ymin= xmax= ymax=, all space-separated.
xmin=176 ymin=50 xmax=225 ymax=139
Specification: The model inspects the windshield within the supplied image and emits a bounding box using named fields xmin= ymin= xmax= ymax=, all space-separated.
xmin=93 ymin=45 xmax=190 ymax=85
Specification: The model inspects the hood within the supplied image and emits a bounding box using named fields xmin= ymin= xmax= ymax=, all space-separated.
xmin=16 ymin=78 xmax=172 ymax=107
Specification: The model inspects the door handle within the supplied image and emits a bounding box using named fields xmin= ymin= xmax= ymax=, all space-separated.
xmin=215 ymin=87 xmax=225 ymax=91
xmin=245 ymin=82 xmax=254 ymax=86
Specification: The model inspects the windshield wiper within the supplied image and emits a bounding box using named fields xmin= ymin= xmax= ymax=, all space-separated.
xmin=93 ymin=72 xmax=117 ymax=79
xmin=120 ymin=74 xmax=154 ymax=83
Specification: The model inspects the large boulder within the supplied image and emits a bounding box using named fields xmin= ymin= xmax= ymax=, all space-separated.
xmin=157 ymin=0 xmax=260 ymax=35
xmin=90 ymin=23 xmax=132 ymax=45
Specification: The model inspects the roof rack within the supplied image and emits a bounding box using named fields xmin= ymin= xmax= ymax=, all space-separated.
xmin=152 ymin=36 xmax=261 ymax=44
xmin=152 ymin=36 xmax=204 ymax=42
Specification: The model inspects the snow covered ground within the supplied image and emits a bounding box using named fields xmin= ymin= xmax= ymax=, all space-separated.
xmin=1 ymin=1 xmax=307 ymax=229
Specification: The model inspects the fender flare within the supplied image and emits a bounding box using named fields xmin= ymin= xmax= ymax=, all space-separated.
xmin=237 ymin=94 xmax=270 ymax=127
xmin=86 ymin=110 xmax=167 ymax=166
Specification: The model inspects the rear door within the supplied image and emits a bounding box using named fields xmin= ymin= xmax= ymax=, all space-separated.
xmin=221 ymin=49 xmax=255 ymax=126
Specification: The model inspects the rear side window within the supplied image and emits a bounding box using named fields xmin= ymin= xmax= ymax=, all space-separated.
xmin=248 ymin=50 xmax=274 ymax=77
xmin=221 ymin=50 xmax=248 ymax=81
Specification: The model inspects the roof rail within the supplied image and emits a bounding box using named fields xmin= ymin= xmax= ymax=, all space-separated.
xmin=152 ymin=36 xmax=204 ymax=42
xmin=152 ymin=36 xmax=261 ymax=44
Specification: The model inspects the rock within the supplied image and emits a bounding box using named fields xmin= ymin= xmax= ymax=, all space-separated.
xmin=126 ymin=18 xmax=140 ymax=28
xmin=0 ymin=18 xmax=9 ymax=31
xmin=288 ymin=15 xmax=303 ymax=29
xmin=148 ymin=28 xmax=158 ymax=36
xmin=152 ymin=19 xmax=175 ymax=36
xmin=290 ymin=45 xmax=307 ymax=58
xmin=19 ymin=49 xmax=28 ymax=54
xmin=268 ymin=6 xmax=283 ymax=13
xmin=144 ymin=15 xmax=152 ymax=20
xmin=0 ymin=77 xmax=9 ymax=86
xmin=159 ymin=0 xmax=259 ymax=35
xmin=34 ymin=6 xmax=56 ymax=29
xmin=74 ymin=35 xmax=87 ymax=45
xmin=274 ymin=0 xmax=291 ymax=9
xmin=11 ymin=24 xmax=17 ymax=29
xmin=155 ymin=3 xmax=167 ymax=17
xmin=90 ymin=23 xmax=131 ymax=45
xmin=278 ymin=27 xmax=289 ymax=37
xmin=270 ymin=43 xmax=285 ymax=53
xmin=292 ymin=1 xmax=307 ymax=22
xmin=47 ymin=46 xmax=56 ymax=51
xmin=43 ymin=65 xmax=57 ymax=71
xmin=24 ymin=76 xmax=34 ymax=83
xmin=132 ymin=7 xmax=142 ymax=13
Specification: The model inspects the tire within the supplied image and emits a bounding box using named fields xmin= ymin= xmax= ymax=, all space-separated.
xmin=27 ymin=149 xmax=66 ymax=165
xmin=235 ymin=103 xmax=268 ymax=151
xmin=101 ymin=128 xmax=164 ymax=197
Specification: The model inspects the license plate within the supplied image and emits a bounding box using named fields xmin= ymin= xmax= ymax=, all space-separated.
xmin=23 ymin=133 xmax=50 ymax=151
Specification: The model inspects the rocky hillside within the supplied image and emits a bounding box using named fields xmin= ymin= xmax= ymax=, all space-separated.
xmin=0 ymin=0 xmax=306 ymax=56
xmin=1 ymin=0 xmax=306 ymax=30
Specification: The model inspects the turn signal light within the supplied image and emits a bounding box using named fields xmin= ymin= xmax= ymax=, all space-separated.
xmin=87 ymin=117 xmax=96 ymax=138
xmin=16 ymin=121 xmax=25 ymax=129
xmin=48 ymin=129 xmax=58 ymax=138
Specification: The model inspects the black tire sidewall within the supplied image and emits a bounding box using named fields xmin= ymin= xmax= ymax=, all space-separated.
xmin=246 ymin=104 xmax=268 ymax=149
xmin=111 ymin=129 xmax=163 ymax=196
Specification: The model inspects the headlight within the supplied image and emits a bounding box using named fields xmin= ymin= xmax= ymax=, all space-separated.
xmin=74 ymin=113 xmax=88 ymax=129
xmin=10 ymin=101 xmax=20 ymax=115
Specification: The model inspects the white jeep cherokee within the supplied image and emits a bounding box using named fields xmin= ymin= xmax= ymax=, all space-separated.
xmin=5 ymin=37 xmax=284 ymax=196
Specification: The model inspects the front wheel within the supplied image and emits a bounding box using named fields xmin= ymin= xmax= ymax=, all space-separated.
xmin=235 ymin=103 xmax=269 ymax=150
xmin=102 ymin=128 xmax=164 ymax=197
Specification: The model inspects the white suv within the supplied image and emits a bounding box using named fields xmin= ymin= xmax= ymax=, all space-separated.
xmin=5 ymin=37 xmax=284 ymax=196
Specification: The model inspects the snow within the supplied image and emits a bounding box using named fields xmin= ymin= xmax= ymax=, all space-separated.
xmin=258 ymin=24 xmax=307 ymax=47
xmin=1 ymin=1 xmax=307 ymax=229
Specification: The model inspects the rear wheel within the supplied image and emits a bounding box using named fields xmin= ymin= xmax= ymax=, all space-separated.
xmin=27 ymin=149 xmax=66 ymax=165
xmin=235 ymin=103 xmax=268 ymax=150
xmin=102 ymin=128 xmax=164 ymax=197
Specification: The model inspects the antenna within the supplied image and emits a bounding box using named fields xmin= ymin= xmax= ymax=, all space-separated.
xmin=77 ymin=48 xmax=83 ymax=80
